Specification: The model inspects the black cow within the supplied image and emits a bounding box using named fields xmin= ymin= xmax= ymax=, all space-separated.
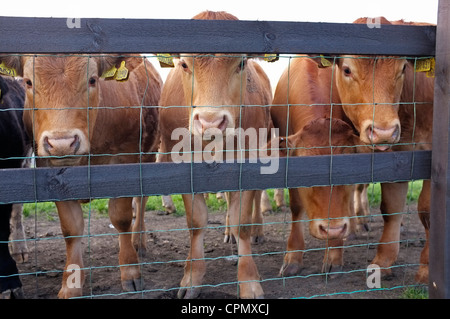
xmin=0 ymin=75 xmax=30 ymax=299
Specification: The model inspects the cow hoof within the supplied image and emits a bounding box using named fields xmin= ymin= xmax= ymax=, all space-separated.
xmin=58 ymin=286 xmax=83 ymax=299
xmin=280 ymin=262 xmax=303 ymax=277
xmin=251 ymin=235 xmax=265 ymax=245
xmin=322 ymin=264 xmax=343 ymax=279
xmin=224 ymin=234 xmax=236 ymax=244
xmin=239 ymin=282 xmax=264 ymax=299
xmin=177 ymin=287 xmax=201 ymax=299
xmin=122 ymin=278 xmax=144 ymax=292
xmin=1 ymin=287 xmax=24 ymax=299
xmin=12 ymin=251 xmax=29 ymax=264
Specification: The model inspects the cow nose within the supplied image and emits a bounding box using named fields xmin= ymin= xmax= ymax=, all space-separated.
xmin=192 ymin=112 xmax=230 ymax=136
xmin=365 ymin=123 xmax=400 ymax=145
xmin=43 ymin=134 xmax=81 ymax=156
xmin=317 ymin=220 xmax=349 ymax=239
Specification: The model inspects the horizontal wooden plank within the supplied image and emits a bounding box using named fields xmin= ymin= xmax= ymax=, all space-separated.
xmin=0 ymin=17 xmax=436 ymax=56
xmin=0 ymin=150 xmax=431 ymax=204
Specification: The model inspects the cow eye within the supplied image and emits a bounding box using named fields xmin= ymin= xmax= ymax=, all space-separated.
xmin=180 ymin=60 xmax=189 ymax=71
xmin=88 ymin=77 xmax=97 ymax=87
xmin=25 ymin=78 xmax=33 ymax=89
xmin=237 ymin=58 xmax=247 ymax=73
xmin=343 ymin=66 xmax=352 ymax=76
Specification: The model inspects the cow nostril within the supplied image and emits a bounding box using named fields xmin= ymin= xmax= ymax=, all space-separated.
xmin=43 ymin=136 xmax=53 ymax=150
xmin=71 ymin=135 xmax=81 ymax=153
xmin=366 ymin=126 xmax=377 ymax=143
xmin=392 ymin=125 xmax=400 ymax=141
xmin=217 ymin=115 xmax=228 ymax=132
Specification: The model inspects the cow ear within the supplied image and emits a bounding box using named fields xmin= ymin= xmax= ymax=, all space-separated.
xmin=97 ymin=55 xmax=144 ymax=80
xmin=307 ymin=54 xmax=340 ymax=68
xmin=0 ymin=55 xmax=24 ymax=77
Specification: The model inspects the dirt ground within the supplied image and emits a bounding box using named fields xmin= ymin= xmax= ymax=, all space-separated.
xmin=15 ymin=197 xmax=427 ymax=299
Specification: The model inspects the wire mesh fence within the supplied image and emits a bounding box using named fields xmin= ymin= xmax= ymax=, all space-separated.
xmin=1 ymin=52 xmax=431 ymax=299
xmin=0 ymin=13 xmax=442 ymax=300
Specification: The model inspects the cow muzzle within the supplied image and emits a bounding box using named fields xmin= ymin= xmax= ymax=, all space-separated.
xmin=191 ymin=110 xmax=234 ymax=139
xmin=310 ymin=218 xmax=350 ymax=240
xmin=39 ymin=129 xmax=88 ymax=165
xmin=360 ymin=120 xmax=401 ymax=150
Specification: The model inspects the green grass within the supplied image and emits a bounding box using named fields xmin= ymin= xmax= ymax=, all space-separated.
xmin=401 ymin=287 xmax=429 ymax=299
xmin=23 ymin=181 xmax=422 ymax=221
xmin=22 ymin=193 xmax=227 ymax=220
xmin=367 ymin=181 xmax=423 ymax=207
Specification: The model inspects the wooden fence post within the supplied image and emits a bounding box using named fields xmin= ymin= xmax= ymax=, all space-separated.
xmin=429 ymin=0 xmax=450 ymax=299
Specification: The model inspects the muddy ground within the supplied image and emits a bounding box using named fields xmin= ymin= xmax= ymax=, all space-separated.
xmin=15 ymin=197 xmax=426 ymax=299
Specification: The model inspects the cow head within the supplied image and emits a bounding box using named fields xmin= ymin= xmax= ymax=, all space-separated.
xmin=310 ymin=17 xmax=415 ymax=151
xmin=0 ymin=55 xmax=141 ymax=166
xmin=270 ymin=118 xmax=359 ymax=240
xmin=173 ymin=11 xmax=272 ymax=140
xmin=178 ymin=53 xmax=250 ymax=138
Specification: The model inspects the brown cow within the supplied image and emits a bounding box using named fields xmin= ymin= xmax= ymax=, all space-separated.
xmin=0 ymin=54 xmax=162 ymax=298
xmin=267 ymin=117 xmax=359 ymax=276
xmin=271 ymin=17 xmax=433 ymax=282
xmin=158 ymin=11 xmax=273 ymax=299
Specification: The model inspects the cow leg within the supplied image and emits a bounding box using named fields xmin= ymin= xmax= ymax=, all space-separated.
xmin=354 ymin=184 xmax=370 ymax=232
xmin=274 ymin=189 xmax=287 ymax=210
xmin=280 ymin=188 xmax=305 ymax=277
xmin=322 ymin=238 xmax=344 ymax=279
xmin=371 ymin=182 xmax=408 ymax=277
xmin=161 ymin=195 xmax=176 ymax=214
xmin=178 ymin=193 xmax=208 ymax=299
xmin=10 ymin=203 xmax=29 ymax=263
xmin=415 ymin=179 xmax=430 ymax=283
xmin=223 ymin=192 xmax=235 ymax=244
xmin=228 ymin=190 xmax=264 ymax=298
xmin=108 ymin=197 xmax=142 ymax=292
xmin=55 ymin=201 xmax=85 ymax=299
xmin=0 ymin=204 xmax=23 ymax=299
xmin=132 ymin=196 xmax=148 ymax=256
xmin=260 ymin=190 xmax=272 ymax=214
xmin=251 ymin=190 xmax=265 ymax=244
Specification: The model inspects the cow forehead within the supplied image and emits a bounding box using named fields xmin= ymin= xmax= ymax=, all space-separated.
xmin=183 ymin=54 xmax=246 ymax=67
xmin=24 ymin=56 xmax=97 ymax=80
xmin=341 ymin=55 xmax=405 ymax=73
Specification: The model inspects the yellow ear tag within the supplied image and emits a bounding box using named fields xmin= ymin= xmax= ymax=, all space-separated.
xmin=0 ymin=62 xmax=17 ymax=77
xmin=414 ymin=58 xmax=435 ymax=78
xmin=263 ymin=54 xmax=279 ymax=63
xmin=114 ymin=61 xmax=129 ymax=82
xmin=101 ymin=65 xmax=117 ymax=79
xmin=414 ymin=58 xmax=432 ymax=72
xmin=319 ymin=55 xmax=332 ymax=68
xmin=426 ymin=58 xmax=435 ymax=78
xmin=157 ymin=54 xmax=174 ymax=68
